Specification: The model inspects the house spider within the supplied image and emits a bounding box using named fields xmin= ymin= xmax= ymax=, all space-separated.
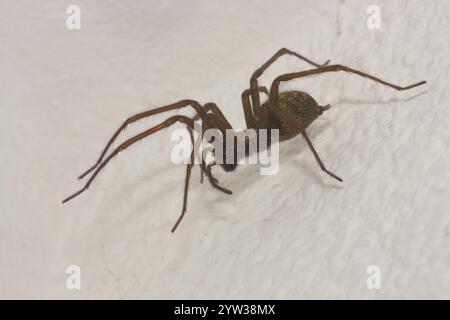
xmin=62 ymin=48 xmax=426 ymax=232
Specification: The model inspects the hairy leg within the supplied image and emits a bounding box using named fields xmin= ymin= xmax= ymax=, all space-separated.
xmin=301 ymin=131 xmax=342 ymax=182
xmin=63 ymin=115 xmax=196 ymax=204
xmin=250 ymin=48 xmax=330 ymax=120
xmin=78 ymin=100 xmax=209 ymax=179
xmin=241 ymin=86 xmax=268 ymax=129
xmin=269 ymin=64 xmax=426 ymax=106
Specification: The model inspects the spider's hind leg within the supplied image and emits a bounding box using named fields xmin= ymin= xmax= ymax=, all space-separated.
xmin=301 ymin=130 xmax=343 ymax=182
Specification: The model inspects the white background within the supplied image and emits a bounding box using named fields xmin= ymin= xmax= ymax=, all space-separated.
xmin=1 ymin=0 xmax=449 ymax=299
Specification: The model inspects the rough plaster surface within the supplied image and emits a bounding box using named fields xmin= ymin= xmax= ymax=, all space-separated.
xmin=1 ymin=0 xmax=449 ymax=299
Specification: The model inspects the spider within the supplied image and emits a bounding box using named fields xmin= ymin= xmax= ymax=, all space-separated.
xmin=62 ymin=48 xmax=426 ymax=232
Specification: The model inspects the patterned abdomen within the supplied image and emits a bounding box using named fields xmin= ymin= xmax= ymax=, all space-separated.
xmin=275 ymin=91 xmax=320 ymax=140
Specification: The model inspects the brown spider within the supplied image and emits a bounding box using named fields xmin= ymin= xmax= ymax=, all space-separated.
xmin=62 ymin=48 xmax=426 ymax=232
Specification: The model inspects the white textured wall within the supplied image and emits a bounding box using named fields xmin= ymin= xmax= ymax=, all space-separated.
xmin=1 ymin=0 xmax=449 ymax=299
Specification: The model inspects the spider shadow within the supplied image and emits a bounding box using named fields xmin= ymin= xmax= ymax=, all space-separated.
xmin=98 ymin=161 xmax=187 ymax=220
xmin=104 ymin=159 xmax=237 ymax=224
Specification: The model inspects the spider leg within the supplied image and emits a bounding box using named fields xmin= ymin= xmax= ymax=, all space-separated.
xmin=241 ymin=87 xmax=268 ymax=129
xmin=192 ymin=102 xmax=233 ymax=127
xmin=195 ymin=86 xmax=268 ymax=130
xmin=201 ymin=160 xmax=232 ymax=195
xmin=78 ymin=100 xmax=208 ymax=180
xmin=172 ymin=160 xmax=194 ymax=233
xmin=301 ymin=130 xmax=343 ymax=182
xmin=64 ymin=114 xmax=202 ymax=232
xmin=63 ymin=115 xmax=196 ymax=204
xmin=269 ymin=64 xmax=426 ymax=105
xmin=188 ymin=116 xmax=231 ymax=195
xmin=184 ymin=115 xmax=233 ymax=232
xmin=195 ymin=86 xmax=267 ymax=131
xmin=199 ymin=112 xmax=234 ymax=194
xmin=172 ymin=124 xmax=196 ymax=233
xmin=183 ymin=121 xmax=205 ymax=183
xmin=250 ymin=48 xmax=330 ymax=121
xmin=191 ymin=108 xmax=235 ymax=194
xmin=191 ymin=102 xmax=234 ymax=183
xmin=172 ymin=133 xmax=232 ymax=233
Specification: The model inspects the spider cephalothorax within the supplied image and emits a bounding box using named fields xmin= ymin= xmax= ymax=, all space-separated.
xmin=63 ymin=48 xmax=426 ymax=232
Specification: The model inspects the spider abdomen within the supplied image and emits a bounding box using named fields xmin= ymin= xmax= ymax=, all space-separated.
xmin=274 ymin=91 xmax=321 ymax=140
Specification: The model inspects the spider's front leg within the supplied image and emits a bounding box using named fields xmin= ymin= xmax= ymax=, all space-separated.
xmin=201 ymin=160 xmax=232 ymax=195
xmin=77 ymin=100 xmax=209 ymax=180
xmin=198 ymin=112 xmax=234 ymax=194
xmin=63 ymin=114 xmax=203 ymax=233
xmin=187 ymin=119 xmax=232 ymax=194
